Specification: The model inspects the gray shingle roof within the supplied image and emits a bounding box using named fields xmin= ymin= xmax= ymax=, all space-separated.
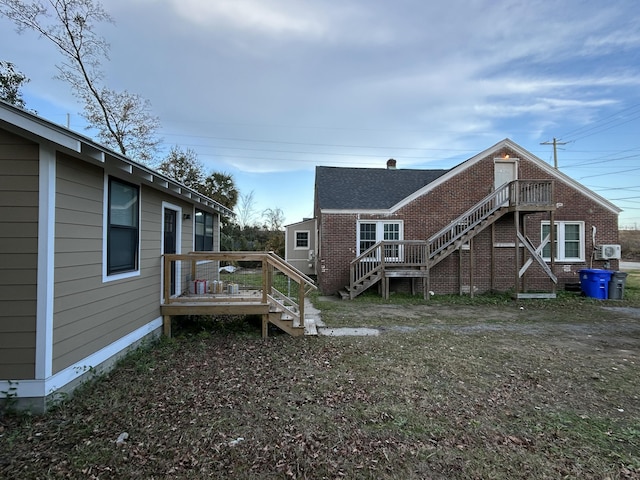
xmin=315 ymin=166 xmax=450 ymax=210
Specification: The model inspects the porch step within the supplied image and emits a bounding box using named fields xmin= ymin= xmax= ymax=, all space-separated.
xmin=267 ymin=309 xmax=317 ymax=336
xmin=268 ymin=311 xmax=305 ymax=337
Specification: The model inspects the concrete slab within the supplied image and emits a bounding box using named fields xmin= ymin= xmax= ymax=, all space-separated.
xmin=305 ymin=297 xmax=381 ymax=336
xmin=620 ymin=261 xmax=640 ymax=271
xmin=318 ymin=327 xmax=380 ymax=336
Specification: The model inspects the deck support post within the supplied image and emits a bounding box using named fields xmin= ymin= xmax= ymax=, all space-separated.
xmin=261 ymin=314 xmax=268 ymax=338
xmin=514 ymin=212 xmax=521 ymax=296
xmin=163 ymin=315 xmax=172 ymax=337
xmin=469 ymin=237 xmax=475 ymax=298
xmin=490 ymin=223 xmax=496 ymax=291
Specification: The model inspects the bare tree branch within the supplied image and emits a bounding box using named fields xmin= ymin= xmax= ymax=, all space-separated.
xmin=0 ymin=0 xmax=161 ymax=162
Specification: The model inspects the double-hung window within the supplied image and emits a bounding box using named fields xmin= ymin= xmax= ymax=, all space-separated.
xmin=357 ymin=221 xmax=403 ymax=259
xmin=295 ymin=231 xmax=310 ymax=249
xmin=107 ymin=177 xmax=139 ymax=275
xmin=195 ymin=209 xmax=215 ymax=251
xmin=541 ymin=221 xmax=584 ymax=262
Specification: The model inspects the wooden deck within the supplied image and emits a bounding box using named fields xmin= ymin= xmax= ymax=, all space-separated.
xmin=161 ymin=252 xmax=316 ymax=337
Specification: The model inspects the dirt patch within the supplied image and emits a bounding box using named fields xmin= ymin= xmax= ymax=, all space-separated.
xmin=317 ymin=295 xmax=640 ymax=360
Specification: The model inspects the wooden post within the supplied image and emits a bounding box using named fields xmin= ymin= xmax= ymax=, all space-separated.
xmin=458 ymin=247 xmax=463 ymax=296
xmin=490 ymin=223 xmax=496 ymax=292
xmin=522 ymin=215 xmax=528 ymax=293
xmin=163 ymin=315 xmax=172 ymax=337
xmin=163 ymin=255 xmax=171 ymax=304
xmin=298 ymin=281 xmax=305 ymax=328
xmin=262 ymin=314 xmax=268 ymax=338
xmin=262 ymin=258 xmax=269 ymax=303
xmin=469 ymin=237 xmax=474 ymax=298
xmin=550 ymin=209 xmax=556 ymax=294
xmin=514 ymin=212 xmax=521 ymax=295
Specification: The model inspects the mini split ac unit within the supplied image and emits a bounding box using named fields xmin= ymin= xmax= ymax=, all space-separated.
xmin=595 ymin=244 xmax=621 ymax=260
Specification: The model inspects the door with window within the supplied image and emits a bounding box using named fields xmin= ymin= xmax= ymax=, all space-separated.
xmin=164 ymin=208 xmax=177 ymax=296
xmin=358 ymin=221 xmax=403 ymax=260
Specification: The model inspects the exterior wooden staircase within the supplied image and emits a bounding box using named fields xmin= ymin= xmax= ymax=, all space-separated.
xmin=345 ymin=180 xmax=556 ymax=299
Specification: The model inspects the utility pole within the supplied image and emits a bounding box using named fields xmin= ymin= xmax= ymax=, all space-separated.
xmin=540 ymin=137 xmax=568 ymax=169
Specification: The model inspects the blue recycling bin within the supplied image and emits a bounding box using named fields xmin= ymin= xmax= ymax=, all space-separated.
xmin=578 ymin=269 xmax=613 ymax=300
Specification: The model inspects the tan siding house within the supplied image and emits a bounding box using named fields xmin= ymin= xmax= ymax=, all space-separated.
xmin=284 ymin=218 xmax=317 ymax=277
xmin=0 ymin=101 xmax=233 ymax=411
xmin=0 ymin=130 xmax=39 ymax=380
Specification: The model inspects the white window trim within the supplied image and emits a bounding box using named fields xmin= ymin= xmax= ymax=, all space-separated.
xmin=541 ymin=220 xmax=585 ymax=262
xmin=356 ymin=220 xmax=404 ymax=257
xmin=102 ymin=175 xmax=142 ymax=283
xmin=294 ymin=230 xmax=310 ymax=250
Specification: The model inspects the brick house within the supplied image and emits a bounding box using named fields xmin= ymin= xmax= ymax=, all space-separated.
xmin=313 ymin=139 xmax=621 ymax=298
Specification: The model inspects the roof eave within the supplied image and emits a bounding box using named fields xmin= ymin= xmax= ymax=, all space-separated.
xmin=0 ymin=101 xmax=235 ymax=218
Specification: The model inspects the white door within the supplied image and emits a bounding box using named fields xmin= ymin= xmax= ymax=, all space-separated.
xmin=494 ymin=160 xmax=517 ymax=190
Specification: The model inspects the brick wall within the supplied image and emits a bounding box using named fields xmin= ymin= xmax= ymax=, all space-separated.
xmin=316 ymin=147 xmax=619 ymax=295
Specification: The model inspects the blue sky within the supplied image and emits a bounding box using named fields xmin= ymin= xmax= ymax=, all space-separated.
xmin=2 ymin=0 xmax=640 ymax=228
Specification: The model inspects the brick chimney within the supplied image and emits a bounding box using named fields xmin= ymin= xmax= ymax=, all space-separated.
xmin=386 ymin=158 xmax=397 ymax=169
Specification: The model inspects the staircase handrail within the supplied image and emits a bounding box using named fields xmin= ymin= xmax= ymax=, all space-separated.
xmin=265 ymin=251 xmax=316 ymax=329
xmin=265 ymin=251 xmax=317 ymax=289
xmin=428 ymin=182 xmax=511 ymax=259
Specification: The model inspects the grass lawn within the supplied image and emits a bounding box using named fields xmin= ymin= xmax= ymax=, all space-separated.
xmin=1 ymin=272 xmax=639 ymax=479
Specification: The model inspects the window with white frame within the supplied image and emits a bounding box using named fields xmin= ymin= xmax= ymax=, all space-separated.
xmin=357 ymin=221 xmax=403 ymax=257
xmin=541 ymin=221 xmax=584 ymax=262
xmin=295 ymin=231 xmax=309 ymax=249
xmin=107 ymin=177 xmax=139 ymax=275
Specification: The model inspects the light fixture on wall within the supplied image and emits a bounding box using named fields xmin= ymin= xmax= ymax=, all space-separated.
xmin=183 ymin=213 xmax=191 ymax=220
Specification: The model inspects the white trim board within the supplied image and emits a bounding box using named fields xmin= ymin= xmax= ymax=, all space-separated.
xmin=35 ymin=144 xmax=56 ymax=380
xmin=0 ymin=317 xmax=162 ymax=399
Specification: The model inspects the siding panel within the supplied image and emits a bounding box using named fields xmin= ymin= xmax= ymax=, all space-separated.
xmin=52 ymin=160 xmax=178 ymax=373
xmin=0 ymin=128 xmax=38 ymax=380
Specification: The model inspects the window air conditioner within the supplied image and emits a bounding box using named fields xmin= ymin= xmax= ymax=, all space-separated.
xmin=594 ymin=244 xmax=621 ymax=260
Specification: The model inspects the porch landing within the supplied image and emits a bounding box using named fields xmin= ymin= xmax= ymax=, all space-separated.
xmin=161 ymin=252 xmax=317 ymax=338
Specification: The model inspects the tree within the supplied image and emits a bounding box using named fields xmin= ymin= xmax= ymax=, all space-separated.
xmin=157 ymin=146 xmax=240 ymax=215
xmin=235 ymin=191 xmax=258 ymax=229
xmin=0 ymin=61 xmax=29 ymax=108
xmin=262 ymin=207 xmax=285 ymax=256
xmin=0 ymin=0 xmax=161 ymax=163
xmin=201 ymin=172 xmax=238 ymax=212
xmin=262 ymin=207 xmax=285 ymax=232
xmin=157 ymin=146 xmax=204 ymax=190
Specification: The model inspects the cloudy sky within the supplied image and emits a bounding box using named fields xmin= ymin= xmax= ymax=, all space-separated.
xmin=2 ymin=0 xmax=640 ymax=227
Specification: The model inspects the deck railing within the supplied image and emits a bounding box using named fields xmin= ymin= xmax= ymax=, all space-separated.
xmin=162 ymin=251 xmax=316 ymax=327
xmin=349 ymin=241 xmax=428 ymax=294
